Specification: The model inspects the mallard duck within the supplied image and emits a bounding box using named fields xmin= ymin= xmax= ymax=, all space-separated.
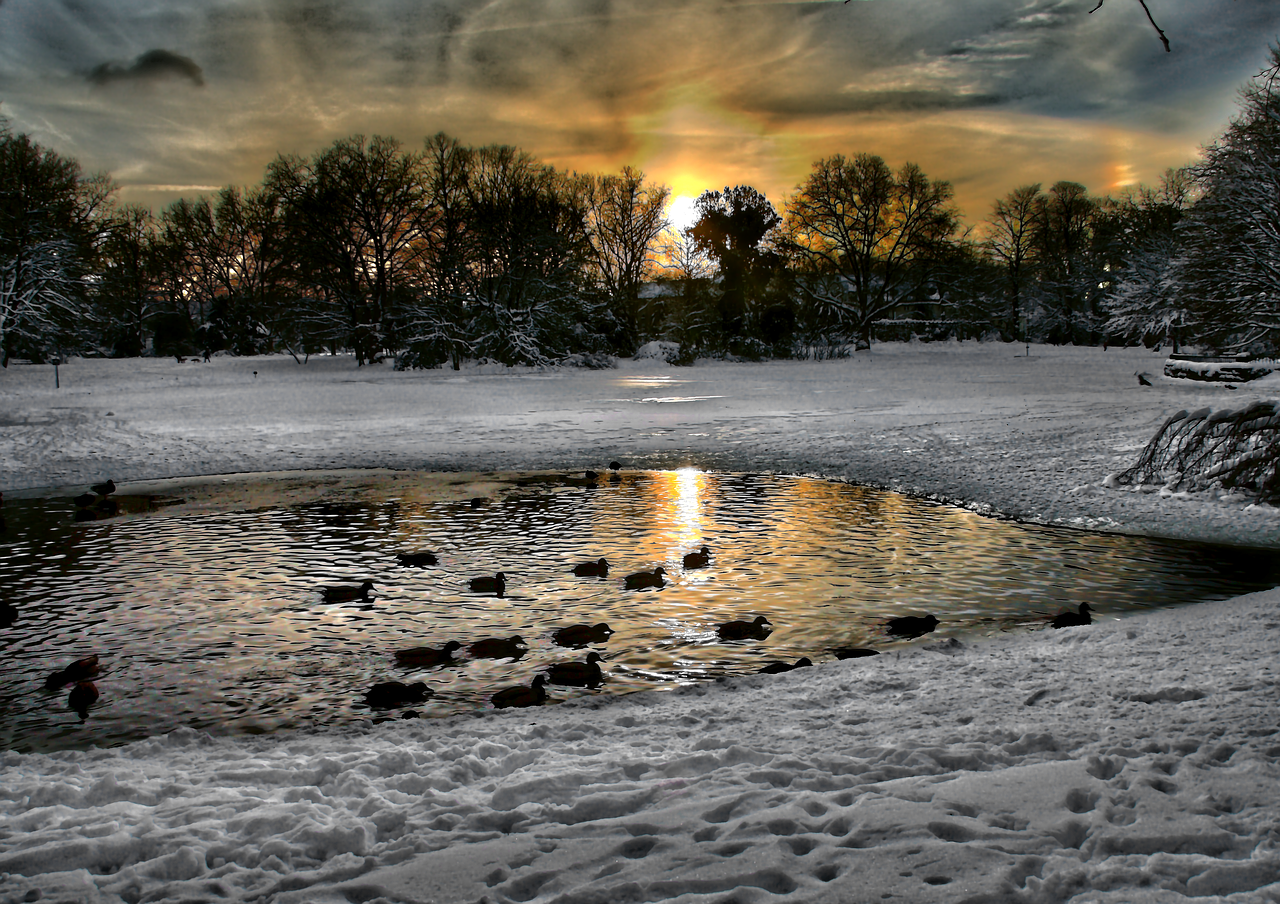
xmin=624 ymin=567 xmax=665 ymax=590
xmin=322 ymin=580 xmax=375 ymax=604
xmin=552 ymin=623 xmax=614 ymax=647
xmin=46 ymin=655 xmax=100 ymax=689
xmin=572 ymin=558 xmax=609 ymax=578
xmin=546 ymin=652 xmax=606 ymax=688
xmin=683 ymin=546 xmax=712 ymax=569
xmin=91 ymin=479 xmax=116 ymax=497
xmin=394 ymin=640 xmax=462 ymax=668
xmin=468 ymin=635 xmax=527 ymax=660
xmin=68 ymin=681 xmax=99 ymax=713
xmin=831 ymin=647 xmax=880 ymax=660
xmin=395 ymin=551 xmax=438 ymax=567
xmin=716 ymin=616 xmax=772 ymax=641
xmin=758 ymin=657 xmax=813 ymax=674
xmin=1050 ymin=602 xmax=1093 ymax=629
xmin=492 ymin=674 xmax=549 ymax=709
xmin=364 ymin=681 xmax=433 ymax=709
xmin=608 ymin=461 xmax=622 ymax=471
xmin=469 ymin=573 xmax=506 ymax=596
xmin=885 ymin=614 xmax=939 ymax=639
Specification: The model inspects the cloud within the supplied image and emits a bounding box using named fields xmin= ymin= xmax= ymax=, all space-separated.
xmin=88 ymin=49 xmax=205 ymax=88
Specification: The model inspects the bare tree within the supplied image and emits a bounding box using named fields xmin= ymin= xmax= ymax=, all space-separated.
xmin=1089 ymin=0 xmax=1171 ymax=52
xmin=984 ymin=184 xmax=1042 ymax=341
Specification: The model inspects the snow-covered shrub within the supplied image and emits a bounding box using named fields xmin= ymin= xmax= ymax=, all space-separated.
xmin=633 ymin=340 xmax=681 ymax=363
xmin=1108 ymin=401 xmax=1280 ymax=501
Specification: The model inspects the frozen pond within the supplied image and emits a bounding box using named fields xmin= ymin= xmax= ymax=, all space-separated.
xmin=2 ymin=469 xmax=1278 ymax=753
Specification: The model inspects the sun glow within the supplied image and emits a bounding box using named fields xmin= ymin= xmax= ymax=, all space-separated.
xmin=665 ymin=194 xmax=699 ymax=233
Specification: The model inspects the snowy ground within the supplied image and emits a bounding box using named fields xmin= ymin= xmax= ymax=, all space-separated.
xmin=3 ymin=343 xmax=1280 ymax=904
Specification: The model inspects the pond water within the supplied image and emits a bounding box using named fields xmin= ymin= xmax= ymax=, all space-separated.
xmin=2 ymin=469 xmax=1279 ymax=754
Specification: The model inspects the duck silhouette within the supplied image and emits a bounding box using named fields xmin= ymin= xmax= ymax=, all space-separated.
xmin=46 ymin=655 xmax=100 ymax=690
xmin=90 ymin=479 xmax=116 ymax=497
xmin=492 ymin=674 xmax=549 ymax=709
xmin=322 ymin=580 xmax=375 ymax=604
xmin=683 ymin=546 xmax=712 ymax=569
xmin=469 ymin=573 xmax=506 ymax=596
xmin=468 ymin=635 xmax=527 ymax=660
xmin=831 ymin=647 xmax=880 ymax=660
xmin=758 ymin=657 xmax=813 ymax=674
xmin=572 ymin=558 xmax=609 ymax=578
xmin=1050 ymin=602 xmax=1094 ymax=629
xmin=546 ymin=652 xmax=606 ymax=688
xmin=624 ymin=567 xmax=665 ymax=590
xmin=717 ymin=616 xmax=772 ymax=641
xmin=608 ymin=461 xmax=622 ymax=471
xmin=885 ymin=614 xmax=939 ymax=639
xmin=364 ymin=681 xmax=433 ymax=709
xmin=68 ymin=681 xmax=99 ymax=715
xmin=552 ymin=623 xmax=614 ymax=647
xmin=74 ymin=492 xmax=97 ymax=508
xmin=394 ymin=640 xmax=463 ymax=668
xmin=395 ymin=551 xmax=438 ymax=567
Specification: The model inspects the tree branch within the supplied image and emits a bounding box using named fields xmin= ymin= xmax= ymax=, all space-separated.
xmin=1089 ymin=0 xmax=1171 ymax=52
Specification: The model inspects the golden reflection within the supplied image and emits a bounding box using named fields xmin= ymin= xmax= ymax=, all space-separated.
xmin=672 ymin=467 xmax=703 ymax=550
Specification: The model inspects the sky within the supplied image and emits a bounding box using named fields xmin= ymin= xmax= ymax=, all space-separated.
xmin=1 ymin=0 xmax=1278 ymax=226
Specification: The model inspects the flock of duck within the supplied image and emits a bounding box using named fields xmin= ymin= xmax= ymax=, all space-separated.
xmin=19 ymin=470 xmax=1098 ymax=719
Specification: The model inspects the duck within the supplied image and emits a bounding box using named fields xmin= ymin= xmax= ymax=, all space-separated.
xmin=45 ymin=655 xmax=100 ymax=690
xmin=608 ymin=461 xmax=622 ymax=471
xmin=395 ymin=551 xmax=438 ymax=567
xmin=683 ymin=546 xmax=712 ymax=569
xmin=1050 ymin=602 xmax=1094 ymax=629
xmin=322 ymin=580 xmax=375 ymax=604
xmin=73 ymin=492 xmax=97 ymax=508
xmin=884 ymin=614 xmax=939 ymax=639
xmin=758 ymin=657 xmax=813 ymax=675
xmin=90 ymin=479 xmax=116 ymax=497
xmin=469 ymin=573 xmax=506 ymax=596
xmin=547 ymin=652 xmax=606 ymax=688
xmin=68 ymin=681 xmax=99 ymax=713
xmin=364 ymin=680 xmax=433 ymax=709
xmin=552 ymin=623 xmax=614 ymax=647
xmin=831 ymin=647 xmax=880 ymax=660
xmin=624 ymin=567 xmax=666 ymax=590
xmin=468 ymin=635 xmax=528 ymax=660
xmin=572 ymin=558 xmax=609 ymax=578
xmin=717 ymin=615 xmax=772 ymax=641
xmin=394 ymin=640 xmax=462 ymax=668
xmin=492 ymin=674 xmax=550 ymax=709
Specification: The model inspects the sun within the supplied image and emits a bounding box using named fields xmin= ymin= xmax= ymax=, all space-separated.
xmin=665 ymin=194 xmax=699 ymax=232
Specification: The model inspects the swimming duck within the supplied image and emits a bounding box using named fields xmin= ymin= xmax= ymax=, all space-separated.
xmin=395 ymin=551 xmax=438 ymax=567
xmin=683 ymin=546 xmax=712 ymax=569
xmin=572 ymin=558 xmax=609 ymax=578
xmin=364 ymin=680 xmax=433 ymax=709
xmin=831 ymin=647 xmax=880 ymax=660
xmin=468 ymin=635 xmax=528 ymax=660
xmin=552 ymin=623 xmax=614 ymax=647
xmin=716 ymin=616 xmax=772 ymax=641
xmin=608 ymin=461 xmax=622 ymax=471
xmin=91 ymin=479 xmax=116 ymax=497
xmin=46 ymin=655 xmax=100 ymax=689
xmin=492 ymin=674 xmax=550 ymax=709
xmin=68 ymin=681 xmax=99 ymax=714
xmin=624 ymin=567 xmax=666 ymax=590
xmin=469 ymin=573 xmax=506 ymax=596
xmin=322 ymin=580 xmax=375 ymax=604
xmin=758 ymin=657 xmax=813 ymax=675
xmin=394 ymin=640 xmax=462 ymax=668
xmin=885 ymin=614 xmax=939 ymax=639
xmin=547 ymin=652 xmax=606 ymax=688
xmin=1050 ymin=602 xmax=1093 ymax=629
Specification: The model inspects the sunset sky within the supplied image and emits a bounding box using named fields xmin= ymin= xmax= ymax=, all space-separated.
xmin=2 ymin=0 xmax=1278 ymax=225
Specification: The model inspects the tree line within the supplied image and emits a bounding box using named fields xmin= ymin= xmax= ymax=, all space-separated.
xmin=3 ymin=48 xmax=1278 ymax=368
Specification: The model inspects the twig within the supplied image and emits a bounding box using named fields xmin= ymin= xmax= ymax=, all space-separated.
xmin=1089 ymin=0 xmax=1172 ymax=53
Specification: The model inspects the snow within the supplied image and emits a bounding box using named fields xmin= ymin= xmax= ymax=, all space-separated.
xmin=3 ymin=342 xmax=1280 ymax=904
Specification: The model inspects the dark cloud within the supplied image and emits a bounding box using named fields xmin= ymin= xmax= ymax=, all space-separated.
xmin=89 ymin=49 xmax=205 ymax=87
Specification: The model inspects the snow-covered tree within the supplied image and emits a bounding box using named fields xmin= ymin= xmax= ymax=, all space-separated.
xmin=1174 ymin=46 xmax=1280 ymax=354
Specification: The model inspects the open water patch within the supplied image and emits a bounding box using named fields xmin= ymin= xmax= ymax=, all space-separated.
xmin=2 ymin=469 xmax=1278 ymax=753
